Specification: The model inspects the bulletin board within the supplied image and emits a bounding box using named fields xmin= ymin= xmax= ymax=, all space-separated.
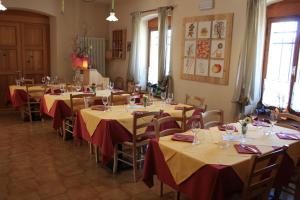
xmin=181 ymin=13 xmax=233 ymax=85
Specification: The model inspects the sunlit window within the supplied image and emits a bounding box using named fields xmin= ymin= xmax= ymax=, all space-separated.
xmin=262 ymin=21 xmax=298 ymax=109
xmin=148 ymin=30 xmax=172 ymax=84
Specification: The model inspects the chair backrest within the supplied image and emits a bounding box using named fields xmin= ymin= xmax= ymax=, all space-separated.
xmin=110 ymin=91 xmax=130 ymax=106
xmin=25 ymin=85 xmax=47 ymax=102
xmin=154 ymin=116 xmax=184 ymax=138
xmin=23 ymin=78 xmax=34 ymax=85
xmin=183 ymin=107 xmax=204 ymax=131
xmin=185 ymin=94 xmax=207 ymax=111
xmin=114 ymin=76 xmax=124 ymax=90
xmin=132 ymin=111 xmax=162 ymax=142
xmin=242 ymin=147 xmax=286 ymax=200
xmin=70 ymin=93 xmax=96 ymax=116
xmin=202 ymin=109 xmax=224 ymax=129
xmin=276 ymin=113 xmax=300 ymax=131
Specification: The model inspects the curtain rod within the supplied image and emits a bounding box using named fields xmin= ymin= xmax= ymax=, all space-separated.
xmin=130 ymin=5 xmax=174 ymax=15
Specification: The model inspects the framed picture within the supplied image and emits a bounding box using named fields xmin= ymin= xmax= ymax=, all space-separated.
xmin=181 ymin=13 xmax=233 ymax=85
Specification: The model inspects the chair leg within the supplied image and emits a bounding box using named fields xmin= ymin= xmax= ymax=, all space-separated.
xmin=132 ymin=147 xmax=137 ymax=182
xmin=89 ymin=142 xmax=93 ymax=154
xmin=113 ymin=145 xmax=118 ymax=174
xmin=94 ymin=145 xmax=99 ymax=163
xmin=28 ymin=107 xmax=32 ymax=122
xmin=176 ymin=191 xmax=180 ymax=200
xmin=62 ymin=122 xmax=66 ymax=141
xmin=160 ymin=181 xmax=164 ymax=197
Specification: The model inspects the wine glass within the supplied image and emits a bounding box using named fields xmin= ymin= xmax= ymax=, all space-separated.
xmin=102 ymin=96 xmax=108 ymax=112
xmin=167 ymin=93 xmax=174 ymax=104
xmin=60 ymin=84 xmax=65 ymax=93
xmin=269 ymin=111 xmax=278 ymax=133
xmin=192 ymin=120 xmax=200 ymax=145
xmin=251 ymin=109 xmax=258 ymax=122
xmin=109 ymin=82 xmax=114 ymax=90
xmin=161 ymin=91 xmax=166 ymax=102
xmin=42 ymin=77 xmax=46 ymax=85
xmin=130 ymin=96 xmax=135 ymax=105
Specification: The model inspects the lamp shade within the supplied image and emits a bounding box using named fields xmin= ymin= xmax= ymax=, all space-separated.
xmin=106 ymin=12 xmax=118 ymax=22
xmin=0 ymin=1 xmax=7 ymax=11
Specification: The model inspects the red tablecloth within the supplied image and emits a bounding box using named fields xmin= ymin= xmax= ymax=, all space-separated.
xmin=73 ymin=111 xmax=180 ymax=165
xmin=8 ymin=89 xmax=28 ymax=108
xmin=142 ymin=139 xmax=295 ymax=200
xmin=40 ymin=96 xmax=72 ymax=129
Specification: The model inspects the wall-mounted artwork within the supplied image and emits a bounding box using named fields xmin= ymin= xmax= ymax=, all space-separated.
xmin=181 ymin=13 xmax=233 ymax=85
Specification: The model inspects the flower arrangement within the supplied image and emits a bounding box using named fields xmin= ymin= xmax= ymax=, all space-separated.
xmin=71 ymin=36 xmax=92 ymax=70
xmin=239 ymin=116 xmax=252 ymax=127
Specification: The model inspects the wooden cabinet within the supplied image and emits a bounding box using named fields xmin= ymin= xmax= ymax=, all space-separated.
xmin=0 ymin=10 xmax=49 ymax=108
xmin=112 ymin=29 xmax=126 ymax=59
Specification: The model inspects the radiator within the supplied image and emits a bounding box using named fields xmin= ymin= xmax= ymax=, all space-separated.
xmin=79 ymin=36 xmax=106 ymax=76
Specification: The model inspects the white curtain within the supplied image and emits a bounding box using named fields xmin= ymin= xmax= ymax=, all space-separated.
xmin=127 ymin=12 xmax=148 ymax=89
xmin=157 ymin=7 xmax=169 ymax=83
xmin=232 ymin=0 xmax=266 ymax=116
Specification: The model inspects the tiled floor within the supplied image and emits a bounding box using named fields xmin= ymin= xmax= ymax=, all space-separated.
xmin=0 ymin=111 xmax=179 ymax=200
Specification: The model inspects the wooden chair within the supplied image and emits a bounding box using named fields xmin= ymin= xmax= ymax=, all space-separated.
xmin=182 ymin=106 xmax=204 ymax=131
xmin=114 ymin=76 xmax=124 ymax=90
xmin=185 ymin=94 xmax=207 ymax=111
xmin=127 ymin=81 xmax=141 ymax=93
xmin=23 ymin=78 xmax=34 ymax=85
xmin=113 ymin=111 xmax=162 ymax=182
xmin=110 ymin=91 xmax=130 ymax=106
xmin=62 ymin=93 xmax=96 ymax=141
xmin=238 ymin=147 xmax=286 ymax=200
xmin=276 ymin=113 xmax=300 ymax=131
xmin=202 ymin=109 xmax=224 ymax=129
xmin=23 ymin=84 xmax=46 ymax=122
xmin=153 ymin=115 xmax=184 ymax=200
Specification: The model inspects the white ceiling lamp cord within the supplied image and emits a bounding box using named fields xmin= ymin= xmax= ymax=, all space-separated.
xmin=106 ymin=0 xmax=118 ymax=22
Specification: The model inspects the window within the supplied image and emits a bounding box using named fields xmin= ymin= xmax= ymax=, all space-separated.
xmin=147 ymin=17 xmax=172 ymax=84
xmin=262 ymin=18 xmax=300 ymax=112
xmin=148 ymin=29 xmax=172 ymax=84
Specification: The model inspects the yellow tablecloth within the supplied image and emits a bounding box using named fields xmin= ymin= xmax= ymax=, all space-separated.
xmin=159 ymin=125 xmax=300 ymax=185
xmin=9 ymin=85 xmax=45 ymax=97
xmin=43 ymin=90 xmax=111 ymax=112
xmin=80 ymin=102 xmax=192 ymax=137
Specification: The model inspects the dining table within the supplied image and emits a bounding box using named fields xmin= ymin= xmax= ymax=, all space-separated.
xmin=73 ymin=101 xmax=196 ymax=165
xmin=40 ymin=90 xmax=117 ymax=129
xmin=7 ymin=85 xmax=46 ymax=108
xmin=142 ymin=123 xmax=300 ymax=200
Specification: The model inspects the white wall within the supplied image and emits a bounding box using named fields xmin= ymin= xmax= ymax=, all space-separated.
xmin=107 ymin=0 xmax=247 ymax=122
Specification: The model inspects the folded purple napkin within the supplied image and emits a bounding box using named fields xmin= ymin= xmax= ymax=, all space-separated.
xmin=234 ymin=144 xmax=261 ymax=154
xmin=218 ymin=125 xmax=238 ymax=132
xmin=171 ymin=133 xmax=194 ymax=143
xmin=252 ymin=120 xmax=271 ymax=127
xmin=276 ymin=133 xmax=300 ymax=140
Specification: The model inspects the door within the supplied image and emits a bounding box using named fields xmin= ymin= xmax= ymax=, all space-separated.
xmin=0 ymin=22 xmax=22 ymax=107
xmin=262 ymin=17 xmax=300 ymax=113
xmin=22 ymin=23 xmax=48 ymax=82
xmin=0 ymin=10 xmax=49 ymax=108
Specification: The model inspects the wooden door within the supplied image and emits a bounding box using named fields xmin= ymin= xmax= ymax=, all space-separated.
xmin=0 ymin=22 xmax=22 ymax=107
xmin=0 ymin=10 xmax=49 ymax=108
xmin=22 ymin=23 xmax=48 ymax=82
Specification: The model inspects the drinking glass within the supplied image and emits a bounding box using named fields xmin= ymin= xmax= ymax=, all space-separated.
xmin=167 ymin=93 xmax=174 ymax=104
xmin=42 ymin=77 xmax=46 ymax=85
xmin=60 ymin=84 xmax=65 ymax=93
xmin=102 ymin=96 xmax=108 ymax=112
xmin=269 ymin=111 xmax=278 ymax=133
xmin=16 ymin=79 xmax=20 ymax=86
xmin=161 ymin=91 xmax=166 ymax=102
xmin=192 ymin=121 xmax=200 ymax=145
xmin=130 ymin=96 xmax=135 ymax=105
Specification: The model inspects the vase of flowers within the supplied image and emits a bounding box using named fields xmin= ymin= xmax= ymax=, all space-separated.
xmin=239 ymin=116 xmax=252 ymax=143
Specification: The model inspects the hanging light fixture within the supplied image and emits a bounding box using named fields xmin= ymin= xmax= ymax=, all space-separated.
xmin=106 ymin=0 xmax=118 ymax=22
xmin=0 ymin=0 xmax=7 ymax=11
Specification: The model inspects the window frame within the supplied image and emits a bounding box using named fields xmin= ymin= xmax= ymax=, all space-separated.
xmin=261 ymin=16 xmax=300 ymax=114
